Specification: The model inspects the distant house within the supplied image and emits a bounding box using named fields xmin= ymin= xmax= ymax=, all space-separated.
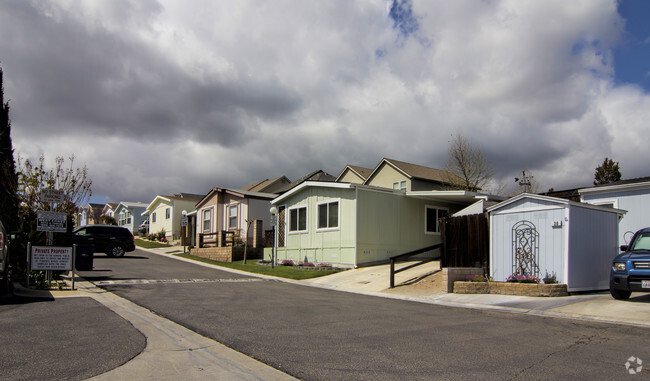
xmin=114 ymin=202 xmax=148 ymax=233
xmin=194 ymin=187 xmax=277 ymax=248
xmin=271 ymin=170 xmax=336 ymax=195
xmin=78 ymin=203 xmax=104 ymax=226
xmin=338 ymin=158 xmax=462 ymax=191
xmin=240 ymin=176 xmax=291 ymax=194
xmin=102 ymin=203 xmax=119 ymax=220
xmin=142 ymin=193 xmax=203 ymax=240
xmin=335 ymin=165 xmax=373 ymax=184
xmin=579 ymin=176 xmax=650 ymax=246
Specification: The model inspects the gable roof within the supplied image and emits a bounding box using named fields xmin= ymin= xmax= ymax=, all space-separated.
xmin=487 ymin=193 xmax=627 ymax=215
xmin=273 ymin=170 xmax=337 ymax=194
xmin=364 ymin=158 xmax=461 ymax=187
xmin=241 ymin=176 xmax=291 ymax=194
xmin=335 ymin=165 xmax=373 ymax=182
xmin=195 ymin=187 xmax=277 ymax=208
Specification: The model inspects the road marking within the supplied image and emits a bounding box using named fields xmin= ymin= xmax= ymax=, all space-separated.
xmin=93 ymin=278 xmax=266 ymax=286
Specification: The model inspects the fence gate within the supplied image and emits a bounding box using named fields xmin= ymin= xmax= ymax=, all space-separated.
xmin=440 ymin=213 xmax=488 ymax=269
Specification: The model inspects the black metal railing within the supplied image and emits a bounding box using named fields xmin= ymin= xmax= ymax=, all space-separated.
xmin=389 ymin=243 xmax=443 ymax=288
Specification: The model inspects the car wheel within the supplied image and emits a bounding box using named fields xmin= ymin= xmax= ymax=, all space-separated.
xmin=107 ymin=245 xmax=125 ymax=258
xmin=610 ymin=288 xmax=631 ymax=300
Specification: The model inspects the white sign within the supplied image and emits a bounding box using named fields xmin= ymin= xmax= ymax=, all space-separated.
xmin=37 ymin=211 xmax=68 ymax=232
xmin=40 ymin=189 xmax=64 ymax=203
xmin=31 ymin=246 xmax=72 ymax=271
xmin=180 ymin=216 xmax=188 ymax=227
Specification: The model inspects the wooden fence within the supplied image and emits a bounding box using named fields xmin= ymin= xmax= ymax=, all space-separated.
xmin=440 ymin=213 xmax=489 ymax=270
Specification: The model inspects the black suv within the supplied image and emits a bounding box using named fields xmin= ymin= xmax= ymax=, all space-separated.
xmin=73 ymin=225 xmax=136 ymax=257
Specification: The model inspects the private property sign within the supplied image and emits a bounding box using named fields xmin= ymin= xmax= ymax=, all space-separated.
xmin=31 ymin=246 xmax=72 ymax=271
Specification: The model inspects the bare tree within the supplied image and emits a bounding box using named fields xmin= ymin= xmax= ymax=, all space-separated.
xmin=446 ymin=134 xmax=494 ymax=192
xmin=16 ymin=154 xmax=92 ymax=217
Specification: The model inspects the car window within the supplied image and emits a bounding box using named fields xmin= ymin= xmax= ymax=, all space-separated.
xmin=75 ymin=228 xmax=87 ymax=236
xmin=630 ymin=233 xmax=650 ymax=251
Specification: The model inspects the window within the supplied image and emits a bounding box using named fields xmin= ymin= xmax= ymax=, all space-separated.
xmin=152 ymin=212 xmax=156 ymax=223
xmin=165 ymin=208 xmax=171 ymax=219
xmin=202 ymin=209 xmax=212 ymax=232
xmin=425 ymin=206 xmax=448 ymax=234
xmin=228 ymin=204 xmax=238 ymax=229
xmin=289 ymin=206 xmax=307 ymax=232
xmin=119 ymin=212 xmax=126 ymax=226
xmin=393 ymin=180 xmax=407 ymax=191
xmin=317 ymin=201 xmax=339 ymax=230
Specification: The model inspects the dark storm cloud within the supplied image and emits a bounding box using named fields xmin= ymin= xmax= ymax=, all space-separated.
xmin=0 ymin=0 xmax=300 ymax=146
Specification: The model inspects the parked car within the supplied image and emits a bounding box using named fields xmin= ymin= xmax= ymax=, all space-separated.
xmin=610 ymin=227 xmax=650 ymax=300
xmin=138 ymin=219 xmax=149 ymax=235
xmin=73 ymin=225 xmax=136 ymax=257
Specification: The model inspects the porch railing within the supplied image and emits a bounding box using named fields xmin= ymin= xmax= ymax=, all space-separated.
xmin=389 ymin=243 xmax=443 ymax=288
xmin=198 ymin=231 xmax=235 ymax=248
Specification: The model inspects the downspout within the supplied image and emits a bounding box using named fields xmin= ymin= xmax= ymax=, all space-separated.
xmin=354 ymin=186 xmax=358 ymax=269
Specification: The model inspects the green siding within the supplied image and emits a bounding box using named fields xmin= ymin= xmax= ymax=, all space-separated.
xmin=272 ymin=186 xmax=357 ymax=266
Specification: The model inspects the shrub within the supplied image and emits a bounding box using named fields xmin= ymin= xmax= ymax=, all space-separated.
xmin=506 ymin=273 xmax=540 ymax=284
xmin=281 ymin=259 xmax=294 ymax=266
xmin=299 ymin=262 xmax=315 ymax=267
xmin=317 ymin=263 xmax=332 ymax=268
xmin=466 ymin=274 xmax=488 ymax=282
xmin=157 ymin=229 xmax=166 ymax=240
xmin=543 ymin=271 xmax=558 ymax=284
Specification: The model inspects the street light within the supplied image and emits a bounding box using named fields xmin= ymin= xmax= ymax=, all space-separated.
xmin=270 ymin=206 xmax=278 ymax=268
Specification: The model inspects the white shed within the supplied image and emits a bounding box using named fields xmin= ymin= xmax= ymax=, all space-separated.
xmin=488 ymin=193 xmax=626 ymax=292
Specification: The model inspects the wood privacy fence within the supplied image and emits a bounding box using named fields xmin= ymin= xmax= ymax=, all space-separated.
xmin=440 ymin=213 xmax=489 ymax=270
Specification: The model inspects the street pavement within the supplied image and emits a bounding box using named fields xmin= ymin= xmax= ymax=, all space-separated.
xmin=4 ymin=244 xmax=650 ymax=380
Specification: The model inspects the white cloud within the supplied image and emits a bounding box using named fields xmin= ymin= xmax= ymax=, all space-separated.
xmin=2 ymin=0 xmax=648 ymax=202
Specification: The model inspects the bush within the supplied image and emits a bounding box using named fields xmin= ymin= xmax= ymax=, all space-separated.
xmin=281 ymin=259 xmax=294 ymax=266
xmin=299 ymin=262 xmax=315 ymax=267
xmin=543 ymin=271 xmax=558 ymax=284
xmin=506 ymin=273 xmax=540 ymax=284
xmin=157 ymin=229 xmax=166 ymax=240
xmin=466 ymin=274 xmax=488 ymax=282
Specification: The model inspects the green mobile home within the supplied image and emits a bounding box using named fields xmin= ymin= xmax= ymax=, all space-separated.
xmin=267 ymin=181 xmax=493 ymax=267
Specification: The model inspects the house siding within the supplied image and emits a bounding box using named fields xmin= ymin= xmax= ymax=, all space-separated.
xmin=273 ymin=187 xmax=357 ymax=266
xmin=366 ymin=163 xmax=410 ymax=190
xmin=581 ymin=187 xmax=650 ymax=246
xmin=337 ymin=169 xmax=365 ymax=184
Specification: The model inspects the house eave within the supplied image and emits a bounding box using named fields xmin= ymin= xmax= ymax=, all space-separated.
xmin=578 ymin=181 xmax=650 ymax=196
xmin=272 ymin=181 xmax=355 ymax=204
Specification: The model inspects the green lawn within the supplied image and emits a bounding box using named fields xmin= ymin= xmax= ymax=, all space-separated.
xmin=134 ymin=238 xmax=172 ymax=249
xmin=175 ymin=253 xmax=341 ymax=280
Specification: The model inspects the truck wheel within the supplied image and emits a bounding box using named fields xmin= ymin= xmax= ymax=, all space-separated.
xmin=107 ymin=245 xmax=125 ymax=258
xmin=610 ymin=288 xmax=631 ymax=300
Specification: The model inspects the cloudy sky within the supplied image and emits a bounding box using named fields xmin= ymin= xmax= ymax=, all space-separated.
xmin=1 ymin=0 xmax=649 ymax=204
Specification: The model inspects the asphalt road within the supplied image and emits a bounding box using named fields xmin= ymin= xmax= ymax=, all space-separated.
xmin=80 ymin=249 xmax=650 ymax=380
xmin=0 ymin=294 xmax=145 ymax=381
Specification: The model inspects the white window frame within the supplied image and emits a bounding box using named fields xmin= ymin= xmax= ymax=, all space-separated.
xmin=152 ymin=212 xmax=157 ymax=223
xmin=227 ymin=203 xmax=239 ymax=230
xmin=424 ymin=205 xmax=449 ymax=235
xmin=288 ymin=206 xmax=308 ymax=234
xmin=316 ymin=199 xmax=340 ymax=232
xmin=202 ymin=208 xmax=212 ymax=233
xmin=393 ymin=180 xmax=407 ymax=191
xmin=165 ymin=207 xmax=171 ymax=219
